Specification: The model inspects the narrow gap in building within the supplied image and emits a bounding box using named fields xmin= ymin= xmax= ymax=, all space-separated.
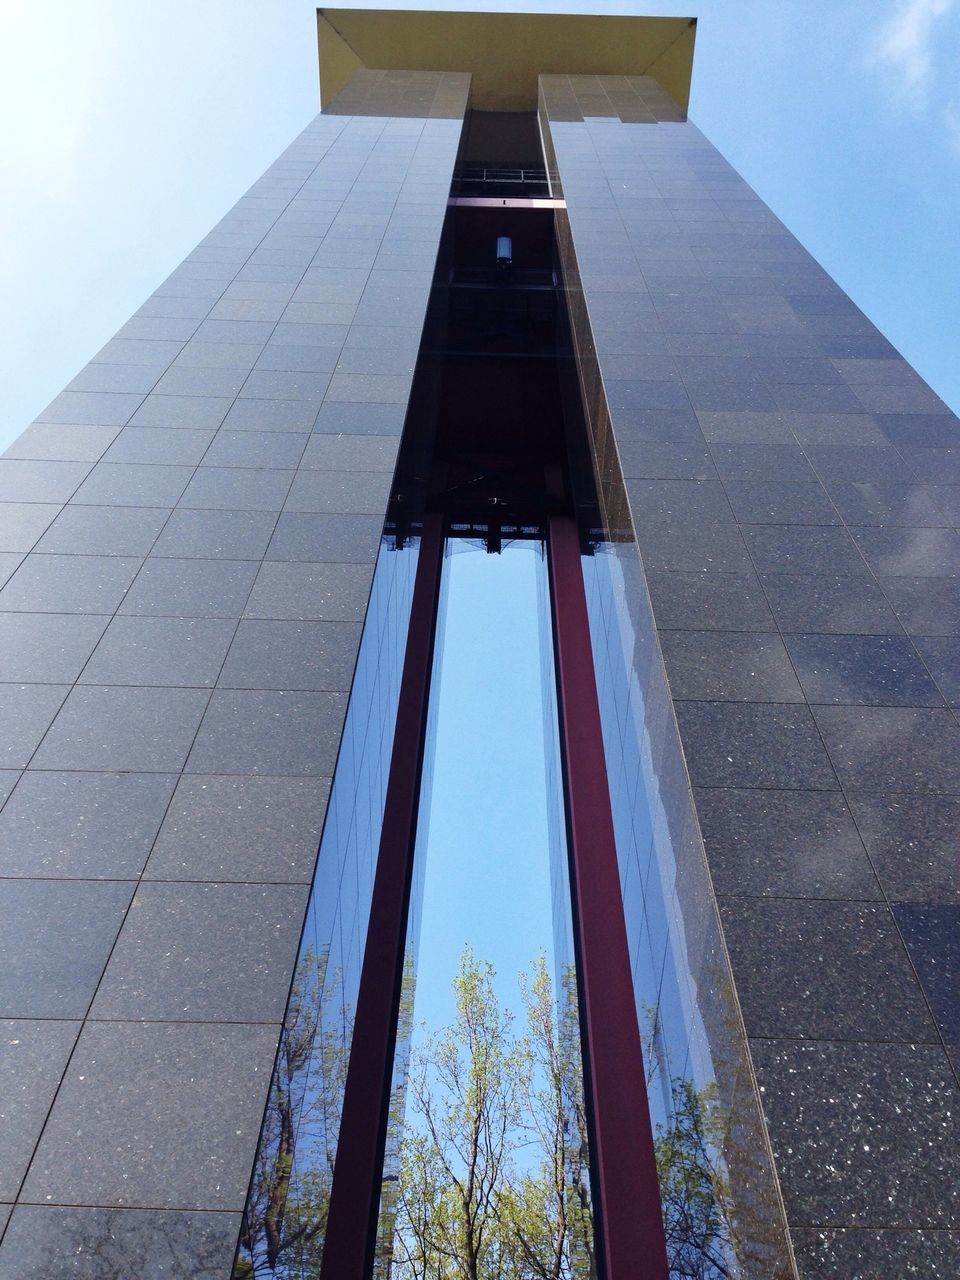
xmin=236 ymin=101 xmax=778 ymax=1280
xmin=374 ymin=538 xmax=595 ymax=1277
xmin=233 ymin=108 xmax=605 ymax=1280
xmin=373 ymin=109 xmax=599 ymax=1278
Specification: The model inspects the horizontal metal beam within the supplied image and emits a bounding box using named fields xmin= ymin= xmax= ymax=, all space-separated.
xmin=448 ymin=196 xmax=566 ymax=208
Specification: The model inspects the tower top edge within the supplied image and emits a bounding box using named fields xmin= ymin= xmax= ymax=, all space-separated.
xmin=316 ymin=8 xmax=696 ymax=114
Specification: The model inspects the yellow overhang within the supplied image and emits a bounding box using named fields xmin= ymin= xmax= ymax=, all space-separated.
xmin=317 ymin=8 xmax=696 ymax=114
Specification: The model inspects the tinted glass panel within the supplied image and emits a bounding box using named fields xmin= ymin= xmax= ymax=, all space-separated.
xmin=235 ymin=535 xmax=419 ymax=1279
xmin=375 ymin=539 xmax=596 ymax=1278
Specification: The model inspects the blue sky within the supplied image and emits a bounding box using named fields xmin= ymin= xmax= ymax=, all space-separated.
xmin=411 ymin=542 xmax=555 ymax=1033
xmin=1 ymin=0 xmax=958 ymax=450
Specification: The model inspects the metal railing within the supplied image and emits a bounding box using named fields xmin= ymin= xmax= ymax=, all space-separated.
xmin=451 ymin=165 xmax=551 ymax=197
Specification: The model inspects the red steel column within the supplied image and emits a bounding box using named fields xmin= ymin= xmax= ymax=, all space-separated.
xmin=320 ymin=516 xmax=444 ymax=1280
xmin=548 ymin=516 xmax=669 ymax=1279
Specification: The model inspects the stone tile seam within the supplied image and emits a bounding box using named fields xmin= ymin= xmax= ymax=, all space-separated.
xmin=194 ymin=77 xmax=471 ymax=1255
xmin=555 ymin=141 xmax=953 ymax=410
xmin=1 ymin=107 xmax=410 ymax=1215
xmin=28 ymin=116 xmax=345 ymax=436
xmin=7 ymin=446 xmax=403 ymax=473
xmin=0 ymin=1015 xmax=289 ymax=1030
xmin=7 ymin=1201 xmax=242 ymax=1215
xmin=742 ymin=1032 xmax=950 ymax=1048
xmin=659 ymin=690 xmax=957 ymax=712
xmin=16 ymin=113 xmax=358 ymax=474
xmin=1 ymin=116 xmax=380 ymax=677
xmin=554 ymin=145 xmax=960 ymax=737
xmin=549 ymin=113 xmax=960 ymax=1108
xmin=717 ymin=894 xmax=953 ymax=1057
xmin=0 ymin=873 xmax=323 ymax=888
xmin=6 ymin=764 xmax=337 ymax=778
xmin=543 ymin=107 xmax=949 ymax=1271
xmin=3 ymin=679 xmax=361 ymax=693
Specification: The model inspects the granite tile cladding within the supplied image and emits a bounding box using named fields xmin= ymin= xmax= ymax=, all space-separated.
xmin=542 ymin=73 xmax=960 ymax=1276
xmin=580 ymin=543 xmax=796 ymax=1278
xmin=0 ymin=68 xmax=469 ymax=1276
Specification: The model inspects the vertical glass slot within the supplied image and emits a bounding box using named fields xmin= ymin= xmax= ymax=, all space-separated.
xmin=375 ymin=537 xmax=596 ymax=1279
xmin=234 ymin=535 xmax=421 ymax=1280
xmin=582 ymin=543 xmax=751 ymax=1279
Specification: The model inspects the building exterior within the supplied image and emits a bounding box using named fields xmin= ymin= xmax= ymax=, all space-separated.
xmin=0 ymin=9 xmax=957 ymax=1279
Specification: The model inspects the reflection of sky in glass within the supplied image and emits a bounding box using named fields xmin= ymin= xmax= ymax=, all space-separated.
xmin=234 ymin=536 xmax=420 ymax=1280
xmin=583 ymin=540 xmax=791 ymax=1277
xmin=584 ymin=548 xmax=710 ymax=1084
xmin=379 ymin=538 xmax=596 ymax=1275
xmin=411 ymin=539 xmax=556 ymax=1031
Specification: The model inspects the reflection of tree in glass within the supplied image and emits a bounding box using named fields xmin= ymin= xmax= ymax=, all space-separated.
xmin=5 ymin=1209 xmax=233 ymax=1279
xmin=232 ymin=947 xmax=743 ymax=1280
xmin=391 ymin=954 xmax=742 ymax=1280
xmin=655 ymin=1078 xmax=737 ymax=1279
xmin=389 ymin=948 xmax=596 ymax=1280
xmin=374 ymin=950 xmax=419 ymax=1276
xmin=233 ymin=946 xmax=350 ymax=1280
xmin=641 ymin=1007 xmax=739 ymax=1280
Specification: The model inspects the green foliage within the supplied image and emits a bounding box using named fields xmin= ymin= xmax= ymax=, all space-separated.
xmin=389 ymin=949 xmax=595 ymax=1280
xmin=655 ymin=1078 xmax=737 ymax=1280
xmin=234 ymin=946 xmax=741 ymax=1280
xmin=234 ymin=946 xmax=350 ymax=1279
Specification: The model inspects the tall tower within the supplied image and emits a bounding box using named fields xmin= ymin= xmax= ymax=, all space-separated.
xmin=0 ymin=11 xmax=956 ymax=1279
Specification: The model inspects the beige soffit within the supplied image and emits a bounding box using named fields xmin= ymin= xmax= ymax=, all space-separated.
xmin=316 ymin=8 xmax=697 ymax=114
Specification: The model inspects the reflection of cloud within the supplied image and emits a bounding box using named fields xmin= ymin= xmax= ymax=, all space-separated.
xmin=868 ymin=0 xmax=957 ymax=107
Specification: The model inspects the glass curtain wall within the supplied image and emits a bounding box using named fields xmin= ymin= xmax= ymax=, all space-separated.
xmin=374 ymin=535 xmax=595 ymax=1280
xmin=233 ymin=534 xmax=421 ymax=1280
xmin=237 ymin=96 xmax=791 ymax=1276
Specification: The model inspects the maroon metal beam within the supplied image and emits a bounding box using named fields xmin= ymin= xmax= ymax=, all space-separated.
xmin=548 ymin=516 xmax=669 ymax=1280
xmin=320 ymin=516 xmax=444 ymax=1280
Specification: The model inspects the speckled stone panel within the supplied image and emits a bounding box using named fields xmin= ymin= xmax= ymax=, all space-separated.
xmin=0 ymin=68 xmax=469 ymax=1278
xmin=542 ymin=72 xmax=959 ymax=1277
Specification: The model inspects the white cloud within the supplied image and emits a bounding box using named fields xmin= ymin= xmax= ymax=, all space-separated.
xmin=868 ymin=0 xmax=957 ymax=107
